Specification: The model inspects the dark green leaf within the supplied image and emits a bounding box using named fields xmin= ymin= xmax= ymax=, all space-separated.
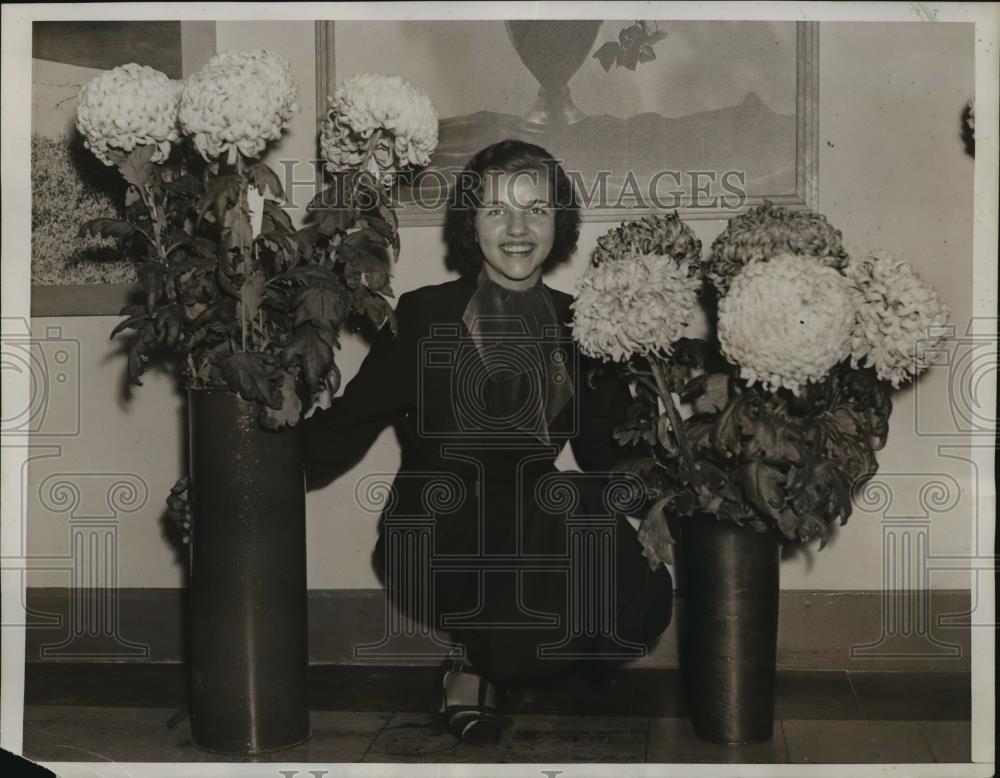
xmin=293 ymin=227 xmax=322 ymax=260
xmin=79 ymin=219 xmax=136 ymax=240
xmin=258 ymin=370 xmax=302 ymax=430
xmin=159 ymin=173 xmax=202 ymax=196
xmin=280 ymin=264 xmax=338 ymax=287
xmin=314 ymin=206 xmax=357 ymax=237
xmin=281 ymin=325 xmax=337 ymax=394
xmin=638 ymin=498 xmax=675 ymax=569
xmin=683 ymin=373 xmax=731 ymax=414
xmin=196 ymin=174 xmax=242 ymax=225
xmin=742 ymin=413 xmax=815 ymax=466
xmin=136 ymin=261 xmax=164 ymax=310
xmin=110 ymin=314 xmax=147 ymax=340
xmin=249 ymin=162 xmax=284 ymax=200
xmin=340 ymin=238 xmax=391 ymax=292
xmin=262 ymin=199 xmax=294 ymax=234
xmin=239 ymin=272 xmax=267 ymax=322
xmin=220 ymin=352 xmax=281 ymax=409
xmin=738 ymin=460 xmax=799 ymax=539
xmin=354 ymin=291 xmax=395 ymax=334
xmin=223 ymin=205 xmax=253 ymax=251
xmin=118 ymin=145 xmax=156 ymax=190
xmin=294 ymin=284 xmax=349 ymax=328
xmin=376 ymin=204 xmax=401 ymax=255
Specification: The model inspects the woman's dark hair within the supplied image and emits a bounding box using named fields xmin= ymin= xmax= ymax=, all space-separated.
xmin=443 ymin=140 xmax=581 ymax=276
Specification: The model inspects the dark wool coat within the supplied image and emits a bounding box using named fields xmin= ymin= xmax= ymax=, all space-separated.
xmin=304 ymin=273 xmax=672 ymax=684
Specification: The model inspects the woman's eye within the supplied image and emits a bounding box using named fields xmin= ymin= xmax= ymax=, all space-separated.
xmin=531 ymin=206 xmax=548 ymax=215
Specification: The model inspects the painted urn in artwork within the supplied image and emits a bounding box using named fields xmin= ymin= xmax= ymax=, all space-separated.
xmin=505 ymin=20 xmax=603 ymax=126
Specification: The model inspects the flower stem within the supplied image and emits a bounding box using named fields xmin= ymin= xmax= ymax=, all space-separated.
xmin=352 ymin=128 xmax=384 ymax=203
xmin=137 ymin=184 xmax=168 ymax=263
xmin=650 ymin=356 xmax=694 ymax=469
xmin=236 ymin=152 xmax=248 ymax=353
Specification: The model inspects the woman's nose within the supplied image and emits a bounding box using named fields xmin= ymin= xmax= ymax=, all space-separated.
xmin=505 ymin=210 xmax=528 ymax=235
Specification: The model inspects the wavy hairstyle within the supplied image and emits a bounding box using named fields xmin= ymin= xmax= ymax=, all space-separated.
xmin=444 ymin=140 xmax=581 ymax=276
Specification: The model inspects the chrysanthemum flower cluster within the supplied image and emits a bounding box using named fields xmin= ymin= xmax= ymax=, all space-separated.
xmin=179 ymin=49 xmax=299 ymax=163
xmin=717 ymin=254 xmax=855 ymax=394
xmin=592 ymin=212 xmax=702 ymax=276
xmin=706 ymin=203 xmax=849 ymax=294
xmin=320 ymin=73 xmax=439 ymax=184
xmin=572 ymin=254 xmax=701 ymax=362
xmin=76 ymin=64 xmax=181 ymax=166
xmin=847 ymin=250 xmax=951 ymax=387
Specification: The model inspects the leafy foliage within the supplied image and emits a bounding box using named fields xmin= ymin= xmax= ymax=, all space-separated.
xmin=92 ymin=142 xmax=404 ymax=430
xmin=615 ymin=347 xmax=887 ymax=552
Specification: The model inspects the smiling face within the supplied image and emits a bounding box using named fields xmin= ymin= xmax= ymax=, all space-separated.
xmin=474 ymin=169 xmax=556 ymax=291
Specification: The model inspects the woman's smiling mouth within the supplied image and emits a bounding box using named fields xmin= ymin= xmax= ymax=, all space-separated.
xmin=500 ymin=242 xmax=536 ymax=256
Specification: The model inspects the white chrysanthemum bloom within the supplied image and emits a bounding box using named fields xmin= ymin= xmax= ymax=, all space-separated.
xmin=847 ymin=250 xmax=951 ymax=387
xmin=320 ymin=73 xmax=439 ymax=184
xmin=571 ymin=254 xmax=701 ymax=362
xmin=179 ymin=49 xmax=299 ymax=163
xmin=718 ymin=254 xmax=854 ymax=394
xmin=76 ymin=64 xmax=181 ymax=166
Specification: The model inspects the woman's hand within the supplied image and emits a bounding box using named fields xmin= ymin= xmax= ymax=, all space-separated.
xmin=167 ymin=476 xmax=193 ymax=544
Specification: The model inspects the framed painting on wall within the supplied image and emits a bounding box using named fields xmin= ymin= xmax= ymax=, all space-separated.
xmin=30 ymin=21 xmax=216 ymax=316
xmin=315 ymin=19 xmax=818 ymax=226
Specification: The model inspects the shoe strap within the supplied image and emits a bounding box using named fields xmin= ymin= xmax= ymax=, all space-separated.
xmin=443 ymin=668 xmax=497 ymax=710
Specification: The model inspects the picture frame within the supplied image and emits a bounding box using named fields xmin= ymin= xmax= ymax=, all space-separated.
xmin=315 ymin=19 xmax=819 ymax=227
xmin=30 ymin=21 xmax=216 ymax=317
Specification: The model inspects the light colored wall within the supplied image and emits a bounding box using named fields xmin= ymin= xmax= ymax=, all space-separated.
xmin=27 ymin=21 xmax=976 ymax=590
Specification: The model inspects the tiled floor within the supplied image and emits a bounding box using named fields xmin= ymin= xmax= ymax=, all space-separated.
xmin=22 ymin=664 xmax=972 ymax=765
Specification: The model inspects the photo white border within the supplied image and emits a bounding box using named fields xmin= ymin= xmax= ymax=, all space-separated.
xmin=2 ymin=2 xmax=996 ymax=777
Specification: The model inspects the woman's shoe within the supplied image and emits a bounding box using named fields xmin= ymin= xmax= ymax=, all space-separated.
xmin=437 ymin=658 xmax=504 ymax=746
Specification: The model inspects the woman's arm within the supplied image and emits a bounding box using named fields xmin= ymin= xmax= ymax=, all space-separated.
xmin=303 ymin=292 xmax=419 ymax=488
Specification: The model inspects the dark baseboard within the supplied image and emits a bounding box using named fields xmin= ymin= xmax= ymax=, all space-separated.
xmin=23 ymin=587 xmax=971 ymax=672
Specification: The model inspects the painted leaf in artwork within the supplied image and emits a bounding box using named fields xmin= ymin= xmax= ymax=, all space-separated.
xmin=593 ymin=41 xmax=620 ymax=72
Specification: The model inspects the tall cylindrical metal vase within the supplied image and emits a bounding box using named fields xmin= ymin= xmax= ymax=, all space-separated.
xmin=188 ymin=389 xmax=310 ymax=754
xmin=680 ymin=516 xmax=780 ymax=745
